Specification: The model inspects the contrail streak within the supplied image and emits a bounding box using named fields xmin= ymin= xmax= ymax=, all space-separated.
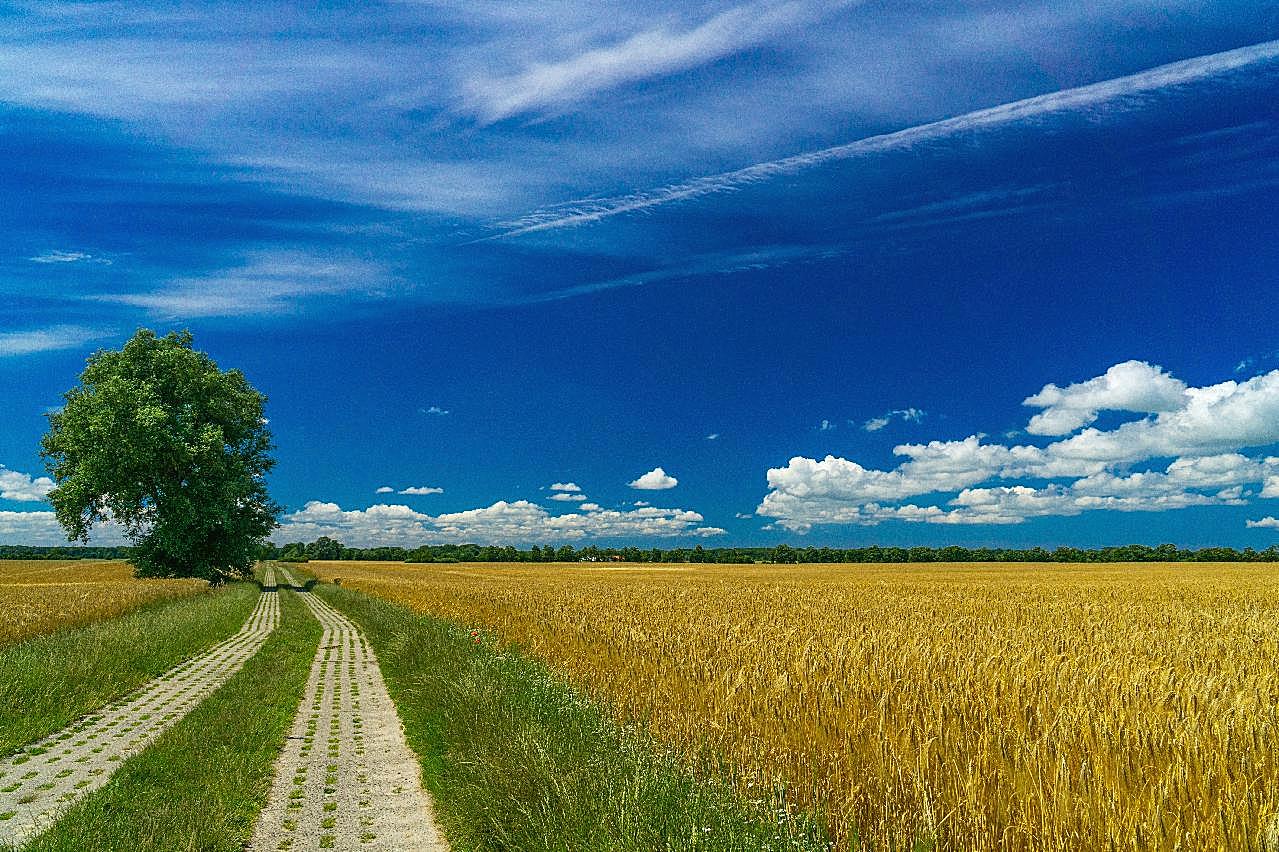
xmin=493 ymin=39 xmax=1279 ymax=238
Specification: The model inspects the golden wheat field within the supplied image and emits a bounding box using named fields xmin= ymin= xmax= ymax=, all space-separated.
xmin=0 ymin=560 xmax=204 ymax=644
xmin=311 ymin=560 xmax=1279 ymax=851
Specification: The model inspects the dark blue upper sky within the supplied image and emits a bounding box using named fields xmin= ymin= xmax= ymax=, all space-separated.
xmin=2 ymin=0 xmax=1279 ymax=547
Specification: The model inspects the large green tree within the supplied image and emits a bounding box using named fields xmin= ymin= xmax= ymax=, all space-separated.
xmin=41 ymin=329 xmax=279 ymax=583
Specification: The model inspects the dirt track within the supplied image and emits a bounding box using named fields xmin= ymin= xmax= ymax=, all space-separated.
xmin=249 ymin=567 xmax=448 ymax=851
xmin=0 ymin=566 xmax=280 ymax=847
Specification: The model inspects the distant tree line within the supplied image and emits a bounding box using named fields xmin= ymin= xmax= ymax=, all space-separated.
xmin=0 ymin=544 xmax=134 ymax=560
xmin=259 ymin=537 xmax=1279 ymax=564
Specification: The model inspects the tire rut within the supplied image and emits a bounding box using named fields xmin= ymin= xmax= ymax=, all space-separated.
xmin=0 ymin=566 xmax=281 ymax=848
xmin=250 ymin=567 xmax=448 ymax=852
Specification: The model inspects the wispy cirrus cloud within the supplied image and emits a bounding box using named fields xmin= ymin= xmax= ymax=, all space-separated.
xmin=92 ymin=251 xmax=389 ymax=319
xmin=463 ymin=1 xmax=835 ymax=123
xmin=28 ymin=249 xmax=110 ymax=265
xmin=495 ymin=39 xmax=1279 ymax=236
xmin=0 ymin=325 xmax=112 ymax=357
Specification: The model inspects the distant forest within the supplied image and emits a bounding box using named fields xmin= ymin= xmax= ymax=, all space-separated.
xmin=263 ymin=538 xmax=1279 ymax=564
xmin=0 ymin=544 xmax=134 ymax=560
xmin=6 ymin=539 xmax=1278 ymax=564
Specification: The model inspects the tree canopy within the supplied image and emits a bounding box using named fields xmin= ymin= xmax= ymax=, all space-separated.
xmin=41 ymin=329 xmax=279 ymax=583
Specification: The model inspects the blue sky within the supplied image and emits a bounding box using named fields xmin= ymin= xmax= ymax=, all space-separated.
xmin=2 ymin=0 xmax=1279 ymax=547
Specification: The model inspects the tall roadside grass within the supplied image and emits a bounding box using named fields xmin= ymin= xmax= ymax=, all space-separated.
xmin=310 ymin=579 xmax=831 ymax=852
xmin=0 ymin=582 xmax=258 ymax=756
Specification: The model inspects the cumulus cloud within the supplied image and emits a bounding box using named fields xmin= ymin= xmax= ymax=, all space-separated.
xmin=1247 ymin=516 xmax=1279 ymax=529
xmin=819 ymin=419 xmax=836 ymax=431
xmin=579 ymin=502 xmax=602 ymax=511
xmin=550 ymin=482 xmax=582 ymax=492
xmin=863 ymin=407 xmax=925 ymax=432
xmin=0 ymin=509 xmax=126 ymax=545
xmin=629 ymin=466 xmax=678 ymax=490
xmin=0 ymin=510 xmax=64 ymax=543
xmin=399 ymin=486 xmax=444 ymax=495
xmin=421 ymin=405 xmax=449 ymax=416
xmin=375 ymin=486 xmax=395 ymax=493
xmin=274 ymin=498 xmax=718 ymax=545
xmin=1023 ymin=360 xmax=1187 ymax=435
xmin=758 ymin=361 xmax=1279 ymax=530
xmin=0 ymin=467 xmax=56 ymax=502
xmin=706 ymin=433 xmax=720 ymax=441
xmin=550 ymin=492 xmax=588 ymax=502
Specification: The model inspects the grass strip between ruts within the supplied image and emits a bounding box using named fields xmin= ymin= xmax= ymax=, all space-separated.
xmin=0 ymin=581 xmax=259 ymax=758
xmin=15 ymin=587 xmax=320 ymax=852
xmin=311 ymin=580 xmax=833 ymax=852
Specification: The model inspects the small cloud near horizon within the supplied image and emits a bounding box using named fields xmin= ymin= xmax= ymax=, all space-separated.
xmin=863 ymin=408 xmax=926 ymax=432
xmin=630 ymin=467 xmax=678 ymax=490
xmin=399 ymin=485 xmax=444 ymax=495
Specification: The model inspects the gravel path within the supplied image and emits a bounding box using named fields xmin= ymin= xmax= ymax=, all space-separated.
xmin=250 ymin=567 xmax=448 ymax=852
xmin=0 ymin=566 xmax=281 ymax=847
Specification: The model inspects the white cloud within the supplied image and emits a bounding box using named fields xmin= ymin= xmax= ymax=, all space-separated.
xmin=422 ymin=405 xmax=449 ymax=416
xmin=0 ymin=509 xmax=127 ymax=545
xmin=758 ymin=361 xmax=1279 ymax=530
xmin=0 ymin=467 xmax=56 ymax=502
xmin=376 ymin=486 xmax=395 ymax=493
xmin=29 ymin=249 xmax=108 ymax=265
xmin=579 ymin=502 xmax=601 ymax=511
xmin=629 ymin=466 xmax=678 ymax=490
xmin=94 ymin=251 xmax=386 ymax=319
xmin=1247 ymin=516 xmax=1279 ymax=529
xmin=0 ymin=510 xmax=64 ymax=543
xmin=550 ymin=482 xmax=582 ymax=492
xmin=705 ymin=433 xmax=720 ymax=441
xmin=1023 ymin=360 xmax=1186 ymax=435
xmin=819 ymin=419 xmax=836 ymax=431
xmin=863 ymin=407 xmax=925 ymax=432
xmin=550 ymin=492 xmax=588 ymax=502
xmin=275 ymin=498 xmax=715 ymax=545
xmin=463 ymin=1 xmax=820 ymax=122
xmin=399 ymin=486 xmax=444 ymax=495
xmin=0 ymin=325 xmax=113 ymax=357
xmin=496 ymin=40 xmax=1279 ymax=236
xmin=633 ymin=500 xmax=651 ymax=507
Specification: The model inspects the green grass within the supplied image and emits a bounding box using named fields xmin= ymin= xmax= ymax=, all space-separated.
xmin=0 ymin=582 xmax=259 ymax=757
xmin=19 ymin=588 xmax=320 ymax=852
xmin=311 ymin=580 xmax=832 ymax=852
